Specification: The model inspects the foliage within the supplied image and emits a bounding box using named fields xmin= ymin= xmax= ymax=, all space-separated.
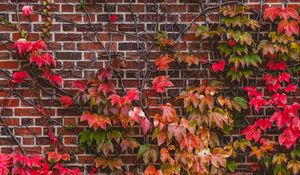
xmin=0 ymin=2 xmax=299 ymax=175
xmin=139 ymin=83 xmax=247 ymax=174
xmin=75 ymin=69 xmax=150 ymax=173
xmin=0 ymin=152 xmax=81 ymax=175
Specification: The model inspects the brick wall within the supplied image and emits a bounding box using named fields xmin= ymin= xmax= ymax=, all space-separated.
xmin=0 ymin=0 xmax=299 ymax=174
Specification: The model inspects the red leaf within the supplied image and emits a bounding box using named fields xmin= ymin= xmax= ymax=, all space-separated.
xmin=73 ymin=81 xmax=87 ymax=92
xmin=211 ymin=59 xmax=226 ymax=73
xmin=278 ymin=128 xmax=298 ymax=149
xmin=98 ymin=82 xmax=116 ymax=96
xmin=241 ymin=125 xmax=261 ymax=142
xmin=270 ymin=111 xmax=291 ymax=129
xmin=12 ymin=71 xmax=30 ymax=83
xmin=278 ymin=20 xmax=299 ymax=36
xmin=155 ymin=54 xmax=173 ymax=70
xmin=98 ymin=69 xmax=112 ymax=81
xmin=267 ymin=83 xmax=281 ymax=93
xmin=152 ymin=76 xmax=174 ymax=93
xmin=285 ymin=84 xmax=297 ymax=93
xmin=200 ymin=56 xmax=208 ymax=65
xmin=284 ymin=103 xmax=300 ymax=118
xmin=124 ymin=89 xmax=139 ymax=102
xmin=278 ymin=72 xmax=290 ymax=83
xmin=110 ymin=15 xmax=118 ymax=23
xmin=266 ymin=60 xmax=286 ymax=71
xmin=278 ymin=7 xmax=299 ymax=20
xmin=109 ymin=94 xmax=120 ymax=106
xmin=244 ymin=86 xmax=263 ymax=98
xmin=30 ymin=53 xmax=56 ymax=69
xmin=269 ymin=93 xmax=287 ymax=106
xmin=263 ymin=7 xmax=281 ymax=22
xmin=250 ymin=163 xmax=261 ymax=172
xmin=59 ymin=96 xmax=72 ymax=107
xmin=13 ymin=39 xmax=32 ymax=55
xmin=49 ymin=74 xmax=63 ymax=86
xmin=249 ymin=96 xmax=268 ymax=112
xmin=292 ymin=117 xmax=300 ymax=131
xmin=263 ymin=73 xmax=277 ymax=85
xmin=254 ymin=118 xmax=272 ymax=131
xmin=32 ymin=39 xmax=47 ymax=51
xmin=228 ymin=40 xmax=236 ymax=47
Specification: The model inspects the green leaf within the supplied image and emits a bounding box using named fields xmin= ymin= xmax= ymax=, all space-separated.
xmin=233 ymin=97 xmax=248 ymax=109
xmin=196 ymin=26 xmax=210 ymax=39
xmin=229 ymin=54 xmax=245 ymax=68
xmin=226 ymin=160 xmax=237 ymax=172
xmin=19 ymin=30 xmax=26 ymax=38
xmin=226 ymin=70 xmax=240 ymax=81
xmin=232 ymin=45 xmax=248 ymax=55
xmin=239 ymin=69 xmax=253 ymax=78
xmin=79 ymin=130 xmax=92 ymax=147
xmin=264 ymin=156 xmax=272 ymax=169
xmin=107 ymin=130 xmax=123 ymax=143
xmin=222 ymin=17 xmax=233 ymax=27
xmin=222 ymin=124 xmax=232 ymax=135
xmin=291 ymin=147 xmax=300 ymax=159
xmin=244 ymin=54 xmax=262 ymax=67
xmin=138 ymin=144 xmax=151 ymax=157
xmin=185 ymin=105 xmax=197 ymax=114
xmin=93 ymin=131 xmax=106 ymax=145
xmin=274 ymin=165 xmax=287 ymax=175
xmin=218 ymin=43 xmax=231 ymax=56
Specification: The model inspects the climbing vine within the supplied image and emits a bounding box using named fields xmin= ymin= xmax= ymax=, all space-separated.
xmin=0 ymin=1 xmax=299 ymax=175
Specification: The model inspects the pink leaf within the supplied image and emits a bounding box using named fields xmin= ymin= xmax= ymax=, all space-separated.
xmin=13 ymin=39 xmax=32 ymax=55
xmin=152 ymin=76 xmax=174 ymax=93
xmin=139 ymin=117 xmax=152 ymax=135
xmin=22 ymin=6 xmax=33 ymax=16
xmin=98 ymin=69 xmax=112 ymax=81
xmin=12 ymin=71 xmax=30 ymax=83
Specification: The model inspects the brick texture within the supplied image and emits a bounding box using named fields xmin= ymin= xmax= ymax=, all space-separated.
xmin=0 ymin=0 xmax=299 ymax=174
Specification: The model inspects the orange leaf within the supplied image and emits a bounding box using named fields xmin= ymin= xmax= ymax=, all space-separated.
xmin=152 ymin=76 xmax=174 ymax=93
xmin=94 ymin=157 xmax=108 ymax=168
xmin=160 ymin=148 xmax=175 ymax=165
xmin=263 ymin=7 xmax=281 ymax=22
xmin=160 ymin=103 xmax=177 ymax=122
xmin=278 ymin=20 xmax=299 ymax=36
xmin=108 ymin=159 xmax=122 ymax=170
xmin=155 ymin=54 xmax=173 ymax=70
xmin=144 ymin=165 xmax=163 ymax=175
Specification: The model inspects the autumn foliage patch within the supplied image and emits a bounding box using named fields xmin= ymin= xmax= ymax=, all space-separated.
xmin=0 ymin=2 xmax=299 ymax=175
